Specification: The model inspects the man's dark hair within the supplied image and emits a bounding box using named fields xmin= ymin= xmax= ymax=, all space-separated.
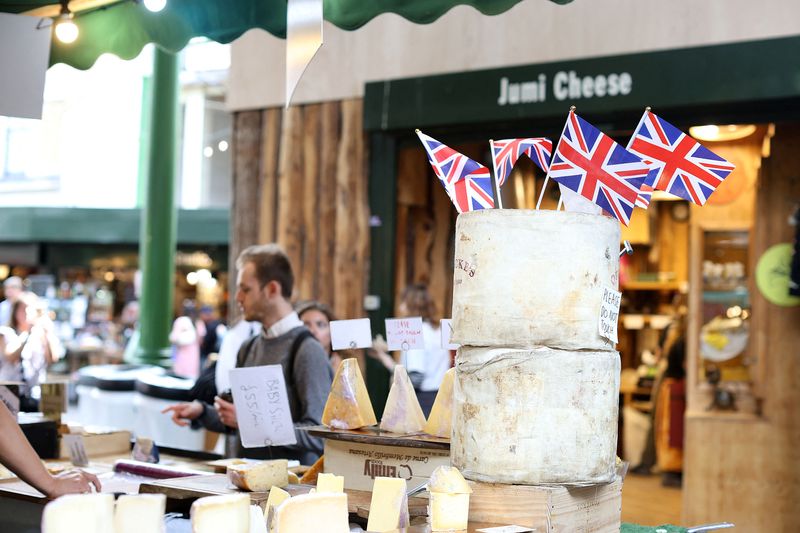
xmin=236 ymin=244 xmax=294 ymax=299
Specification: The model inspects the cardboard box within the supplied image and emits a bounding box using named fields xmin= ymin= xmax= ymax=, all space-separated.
xmin=467 ymin=476 xmax=623 ymax=533
xmin=323 ymin=438 xmax=450 ymax=491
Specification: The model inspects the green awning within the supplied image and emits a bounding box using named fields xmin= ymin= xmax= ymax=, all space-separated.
xmin=1 ymin=0 xmax=573 ymax=70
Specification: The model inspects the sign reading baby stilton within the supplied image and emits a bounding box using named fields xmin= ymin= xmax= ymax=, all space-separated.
xmin=598 ymin=286 xmax=622 ymax=344
xmin=385 ymin=317 xmax=424 ymax=351
xmin=230 ymin=365 xmax=296 ymax=448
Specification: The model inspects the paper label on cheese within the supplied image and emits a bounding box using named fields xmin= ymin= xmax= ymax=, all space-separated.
xmin=598 ymin=285 xmax=621 ymax=344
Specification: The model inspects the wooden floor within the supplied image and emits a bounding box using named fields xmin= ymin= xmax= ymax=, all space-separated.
xmin=621 ymin=473 xmax=683 ymax=527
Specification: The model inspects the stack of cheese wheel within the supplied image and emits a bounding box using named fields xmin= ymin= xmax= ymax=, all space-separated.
xmin=450 ymin=209 xmax=621 ymax=485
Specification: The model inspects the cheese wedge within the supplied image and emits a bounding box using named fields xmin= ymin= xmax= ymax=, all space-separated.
xmin=190 ymin=493 xmax=250 ymax=533
xmin=423 ymin=367 xmax=455 ymax=438
xmin=428 ymin=465 xmax=472 ymax=532
xmin=265 ymin=486 xmax=290 ymax=532
xmin=287 ymin=471 xmax=300 ymax=484
xmin=228 ymin=459 xmax=289 ymax=492
xmin=366 ymin=477 xmax=409 ymax=532
xmin=379 ymin=365 xmax=427 ymax=434
xmin=322 ymin=358 xmax=377 ymax=429
xmin=315 ymin=472 xmax=344 ymax=493
xmin=249 ymin=505 xmax=267 ymax=533
xmin=273 ymin=493 xmax=349 ymax=533
xmin=114 ymin=494 xmax=166 ymax=533
xmin=42 ymin=493 xmax=115 ymax=533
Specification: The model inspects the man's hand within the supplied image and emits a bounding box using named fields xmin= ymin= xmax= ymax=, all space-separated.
xmin=44 ymin=469 xmax=102 ymax=498
xmin=161 ymin=401 xmax=204 ymax=427
xmin=214 ymin=396 xmax=238 ymax=429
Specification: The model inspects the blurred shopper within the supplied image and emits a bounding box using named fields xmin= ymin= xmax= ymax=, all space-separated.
xmin=198 ymin=304 xmax=225 ymax=368
xmin=0 ymin=276 xmax=23 ymax=327
xmin=296 ymin=300 xmax=342 ymax=372
xmin=0 ymin=401 xmax=101 ymax=496
xmin=4 ymin=293 xmax=63 ymax=411
xmin=162 ymin=244 xmax=332 ymax=464
xmin=655 ymin=336 xmax=687 ymax=487
xmin=170 ymin=315 xmax=200 ymax=379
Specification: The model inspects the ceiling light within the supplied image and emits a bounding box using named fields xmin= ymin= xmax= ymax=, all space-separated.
xmin=689 ymin=124 xmax=757 ymax=142
xmin=54 ymin=3 xmax=79 ymax=44
xmin=217 ymin=140 xmax=228 ymax=152
xmin=203 ymin=146 xmax=213 ymax=158
xmin=143 ymin=0 xmax=167 ymax=13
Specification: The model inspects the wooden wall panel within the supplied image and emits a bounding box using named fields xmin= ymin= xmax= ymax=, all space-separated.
xmin=231 ymin=100 xmax=368 ymax=328
xmin=683 ymin=124 xmax=800 ymax=531
xmin=229 ymin=110 xmax=263 ymax=318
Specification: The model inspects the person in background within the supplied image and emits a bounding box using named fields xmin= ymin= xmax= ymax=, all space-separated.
xmin=170 ymin=313 xmax=200 ymax=379
xmin=4 ymin=293 xmax=63 ymax=411
xmin=0 ymin=401 xmax=100 ymax=497
xmin=295 ymin=300 xmax=342 ymax=372
xmin=162 ymin=244 xmax=332 ymax=464
xmin=371 ymin=284 xmax=450 ymax=417
xmin=198 ymin=304 xmax=225 ymax=369
xmin=654 ymin=336 xmax=687 ymax=487
xmin=0 ymin=276 xmax=23 ymax=327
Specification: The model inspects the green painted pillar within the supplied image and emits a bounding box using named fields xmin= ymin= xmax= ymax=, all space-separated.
xmin=133 ymin=48 xmax=179 ymax=366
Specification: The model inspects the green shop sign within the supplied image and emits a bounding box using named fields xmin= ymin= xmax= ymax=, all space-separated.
xmin=364 ymin=35 xmax=800 ymax=131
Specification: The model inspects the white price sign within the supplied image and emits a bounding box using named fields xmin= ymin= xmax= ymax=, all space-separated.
xmin=598 ymin=286 xmax=622 ymax=344
xmin=230 ymin=365 xmax=297 ymax=448
xmin=440 ymin=319 xmax=459 ymax=350
xmin=385 ymin=317 xmax=424 ymax=351
xmin=330 ymin=318 xmax=373 ymax=350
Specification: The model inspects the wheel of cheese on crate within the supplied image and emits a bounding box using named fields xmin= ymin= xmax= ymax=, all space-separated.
xmin=451 ymin=209 xmax=620 ymax=351
xmin=451 ymin=346 xmax=620 ymax=485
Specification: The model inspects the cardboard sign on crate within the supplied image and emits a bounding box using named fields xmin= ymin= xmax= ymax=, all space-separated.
xmin=308 ymin=426 xmax=450 ymax=491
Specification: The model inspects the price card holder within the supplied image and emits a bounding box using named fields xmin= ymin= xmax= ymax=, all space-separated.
xmin=598 ymin=286 xmax=622 ymax=344
xmin=230 ymin=365 xmax=297 ymax=448
xmin=63 ymin=434 xmax=89 ymax=467
xmin=439 ymin=319 xmax=459 ymax=350
xmin=385 ymin=317 xmax=424 ymax=351
xmin=330 ymin=318 xmax=373 ymax=351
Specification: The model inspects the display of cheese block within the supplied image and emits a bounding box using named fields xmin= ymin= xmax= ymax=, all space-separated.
xmin=423 ymin=367 xmax=455 ymax=438
xmin=428 ymin=466 xmax=472 ymax=532
xmin=287 ymin=471 xmax=300 ymax=484
xmin=114 ymin=494 xmax=166 ymax=533
xmin=273 ymin=493 xmax=349 ymax=533
xmin=190 ymin=493 xmax=250 ymax=533
xmin=41 ymin=493 xmax=114 ymax=533
xmin=451 ymin=209 xmax=620 ymax=350
xmin=249 ymin=505 xmax=267 ymax=533
xmin=322 ymin=358 xmax=377 ymax=429
xmin=452 ymin=346 xmax=620 ymax=485
xmin=227 ymin=459 xmax=289 ymax=491
xmin=315 ymin=472 xmax=344 ymax=493
xmin=366 ymin=477 xmax=409 ymax=532
xmin=379 ymin=365 xmax=427 ymax=434
xmin=265 ymin=486 xmax=291 ymax=532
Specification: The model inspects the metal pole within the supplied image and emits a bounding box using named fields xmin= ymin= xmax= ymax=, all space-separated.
xmin=133 ymin=47 xmax=179 ymax=366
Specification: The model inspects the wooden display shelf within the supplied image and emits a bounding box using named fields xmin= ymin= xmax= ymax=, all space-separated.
xmin=305 ymin=425 xmax=450 ymax=450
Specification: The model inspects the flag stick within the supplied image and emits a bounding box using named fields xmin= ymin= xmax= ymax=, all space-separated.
xmin=489 ymin=139 xmax=504 ymax=209
xmin=536 ymin=106 xmax=574 ymax=210
xmin=556 ymin=196 xmax=563 ymax=210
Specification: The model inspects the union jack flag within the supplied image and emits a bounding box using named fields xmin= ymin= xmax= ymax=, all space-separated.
xmin=549 ymin=111 xmax=650 ymax=226
xmin=492 ymin=138 xmax=553 ymax=187
xmin=633 ymin=170 xmax=658 ymax=209
xmin=416 ymin=130 xmax=495 ymax=213
xmin=627 ymin=110 xmax=736 ymax=205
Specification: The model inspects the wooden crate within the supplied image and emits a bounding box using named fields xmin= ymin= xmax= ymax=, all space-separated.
xmin=467 ymin=477 xmax=622 ymax=533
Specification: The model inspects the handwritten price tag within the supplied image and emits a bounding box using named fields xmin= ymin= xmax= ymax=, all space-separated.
xmin=229 ymin=365 xmax=297 ymax=448
xmin=385 ymin=317 xmax=424 ymax=351
xmin=330 ymin=318 xmax=373 ymax=350
xmin=440 ymin=319 xmax=459 ymax=349
xmin=598 ymin=286 xmax=622 ymax=344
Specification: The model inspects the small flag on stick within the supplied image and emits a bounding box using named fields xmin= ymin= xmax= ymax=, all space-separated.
xmin=416 ymin=130 xmax=495 ymax=213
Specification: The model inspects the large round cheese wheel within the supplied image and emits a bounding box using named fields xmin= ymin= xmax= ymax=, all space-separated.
xmin=451 ymin=346 xmax=620 ymax=485
xmin=451 ymin=209 xmax=619 ymax=351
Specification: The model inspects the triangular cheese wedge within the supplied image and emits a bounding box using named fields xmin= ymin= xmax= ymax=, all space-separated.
xmin=379 ymin=365 xmax=426 ymax=434
xmin=366 ymin=477 xmax=408 ymax=532
xmin=273 ymin=493 xmax=349 ymax=533
xmin=265 ymin=486 xmax=290 ymax=532
xmin=191 ymin=493 xmax=250 ymax=533
xmin=423 ymin=368 xmax=455 ymax=438
xmin=322 ymin=358 xmax=377 ymax=429
xmin=428 ymin=466 xmax=471 ymax=532
xmin=316 ymin=472 xmax=344 ymax=493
